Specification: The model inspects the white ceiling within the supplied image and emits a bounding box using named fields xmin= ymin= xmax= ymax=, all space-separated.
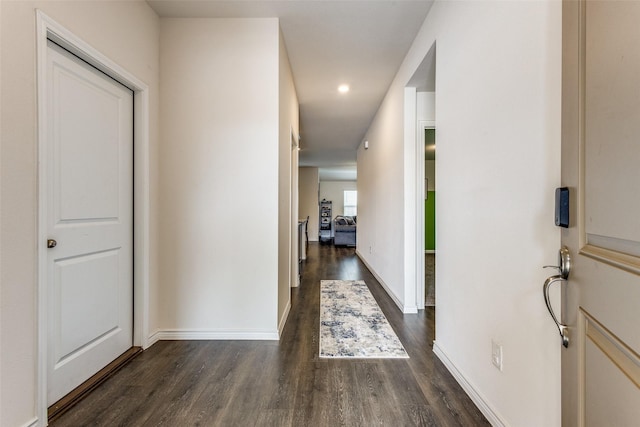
xmin=148 ymin=0 xmax=434 ymax=173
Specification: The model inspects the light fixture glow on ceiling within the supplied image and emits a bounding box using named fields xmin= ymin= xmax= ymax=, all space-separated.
xmin=338 ymin=84 xmax=350 ymax=93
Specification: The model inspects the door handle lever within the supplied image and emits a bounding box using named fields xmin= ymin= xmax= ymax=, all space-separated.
xmin=543 ymin=274 xmax=569 ymax=348
xmin=542 ymin=246 xmax=571 ymax=348
xmin=544 ymin=246 xmax=571 ymax=279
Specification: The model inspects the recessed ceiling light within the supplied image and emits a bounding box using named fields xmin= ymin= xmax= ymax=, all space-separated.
xmin=338 ymin=84 xmax=350 ymax=93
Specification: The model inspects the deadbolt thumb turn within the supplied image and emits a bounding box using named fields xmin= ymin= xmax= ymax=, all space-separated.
xmin=543 ymin=246 xmax=571 ymax=348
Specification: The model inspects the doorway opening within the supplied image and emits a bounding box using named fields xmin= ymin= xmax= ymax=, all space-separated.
xmin=407 ymin=41 xmax=436 ymax=311
xmin=423 ymin=127 xmax=436 ymax=307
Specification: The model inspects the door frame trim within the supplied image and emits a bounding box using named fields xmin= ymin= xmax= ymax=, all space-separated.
xmin=402 ymin=87 xmax=419 ymax=314
xmin=290 ymin=127 xmax=300 ymax=289
xmin=35 ymin=10 xmax=151 ymax=423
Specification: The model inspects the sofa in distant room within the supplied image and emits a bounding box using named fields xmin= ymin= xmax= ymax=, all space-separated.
xmin=333 ymin=216 xmax=356 ymax=247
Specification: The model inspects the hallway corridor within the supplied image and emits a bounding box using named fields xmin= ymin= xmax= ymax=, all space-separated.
xmin=52 ymin=244 xmax=488 ymax=426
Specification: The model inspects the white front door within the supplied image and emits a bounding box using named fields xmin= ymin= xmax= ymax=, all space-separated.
xmin=46 ymin=41 xmax=134 ymax=405
xmin=561 ymin=1 xmax=640 ymax=424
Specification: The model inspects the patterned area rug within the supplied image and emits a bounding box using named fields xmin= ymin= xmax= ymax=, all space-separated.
xmin=319 ymin=280 xmax=409 ymax=358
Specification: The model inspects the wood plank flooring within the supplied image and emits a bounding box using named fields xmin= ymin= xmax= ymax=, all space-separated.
xmin=51 ymin=243 xmax=489 ymax=426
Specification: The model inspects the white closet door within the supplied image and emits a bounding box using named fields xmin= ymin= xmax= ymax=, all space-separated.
xmin=46 ymin=41 xmax=133 ymax=405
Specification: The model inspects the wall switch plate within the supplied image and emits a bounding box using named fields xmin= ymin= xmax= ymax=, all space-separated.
xmin=492 ymin=340 xmax=503 ymax=371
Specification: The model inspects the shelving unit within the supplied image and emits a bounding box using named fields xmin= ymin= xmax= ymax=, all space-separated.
xmin=319 ymin=200 xmax=332 ymax=243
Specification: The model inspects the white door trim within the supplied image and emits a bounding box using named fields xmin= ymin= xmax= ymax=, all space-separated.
xmin=402 ymin=87 xmax=419 ymax=314
xmin=290 ymin=127 xmax=300 ymax=288
xmin=36 ymin=10 xmax=150 ymax=424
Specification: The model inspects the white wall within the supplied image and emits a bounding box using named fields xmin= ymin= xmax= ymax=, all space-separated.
xmin=417 ymin=91 xmax=436 ymax=122
xmin=356 ymin=91 xmax=408 ymax=311
xmin=158 ymin=19 xmax=280 ymax=337
xmin=278 ymin=28 xmax=299 ymax=328
xmin=0 ymin=2 xmax=160 ymax=426
xmin=357 ymin=1 xmax=562 ymax=426
xmin=320 ymin=180 xmax=357 ymax=218
xmin=299 ymin=167 xmax=320 ymax=241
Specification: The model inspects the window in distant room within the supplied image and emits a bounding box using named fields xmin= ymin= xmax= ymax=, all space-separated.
xmin=344 ymin=190 xmax=357 ymax=216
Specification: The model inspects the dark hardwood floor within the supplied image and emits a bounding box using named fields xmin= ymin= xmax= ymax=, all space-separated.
xmin=52 ymin=243 xmax=489 ymax=426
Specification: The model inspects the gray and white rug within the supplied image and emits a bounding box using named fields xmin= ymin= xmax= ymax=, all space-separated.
xmin=319 ymin=280 xmax=409 ymax=358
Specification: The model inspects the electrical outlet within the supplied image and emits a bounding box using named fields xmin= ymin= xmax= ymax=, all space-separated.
xmin=492 ymin=340 xmax=503 ymax=371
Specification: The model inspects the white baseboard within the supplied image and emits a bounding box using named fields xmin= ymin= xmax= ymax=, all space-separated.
xmin=278 ymin=300 xmax=291 ymax=338
xmin=355 ymin=250 xmax=418 ymax=314
xmin=433 ymin=341 xmax=507 ymax=427
xmin=22 ymin=417 xmax=38 ymax=427
xmin=148 ymin=329 xmax=279 ymax=343
xmin=147 ymin=330 xmax=161 ymax=348
xmin=425 ymin=250 xmax=436 ymax=254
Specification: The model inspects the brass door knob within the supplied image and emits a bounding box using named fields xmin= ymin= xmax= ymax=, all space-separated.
xmin=47 ymin=239 xmax=57 ymax=249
